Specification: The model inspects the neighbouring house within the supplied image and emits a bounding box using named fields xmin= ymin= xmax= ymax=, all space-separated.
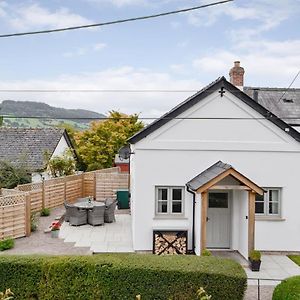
xmin=114 ymin=154 xmax=129 ymax=173
xmin=128 ymin=62 xmax=300 ymax=259
xmin=0 ymin=128 xmax=76 ymax=183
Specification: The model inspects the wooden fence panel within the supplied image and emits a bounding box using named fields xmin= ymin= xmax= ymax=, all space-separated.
xmin=44 ymin=178 xmax=65 ymax=208
xmin=66 ymin=176 xmax=83 ymax=203
xmin=0 ymin=194 xmax=28 ymax=240
xmin=96 ymin=173 xmax=129 ymax=201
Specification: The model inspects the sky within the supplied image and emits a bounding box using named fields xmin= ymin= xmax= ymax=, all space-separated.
xmin=0 ymin=0 xmax=299 ymax=117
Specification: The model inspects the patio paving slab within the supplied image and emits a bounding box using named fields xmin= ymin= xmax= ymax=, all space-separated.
xmin=60 ymin=214 xmax=134 ymax=253
xmin=246 ymin=254 xmax=300 ymax=286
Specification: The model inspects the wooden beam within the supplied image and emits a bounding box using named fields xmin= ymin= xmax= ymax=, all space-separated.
xmin=248 ymin=191 xmax=256 ymax=257
xmin=201 ymin=191 xmax=208 ymax=253
xmin=196 ymin=168 xmax=264 ymax=195
xmin=210 ymin=185 xmax=251 ymax=191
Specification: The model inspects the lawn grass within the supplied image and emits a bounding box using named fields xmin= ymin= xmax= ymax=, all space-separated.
xmin=288 ymin=255 xmax=300 ymax=266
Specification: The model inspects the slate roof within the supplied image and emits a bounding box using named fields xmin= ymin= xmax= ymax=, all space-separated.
xmin=186 ymin=161 xmax=232 ymax=191
xmin=128 ymin=77 xmax=300 ymax=144
xmin=244 ymin=87 xmax=300 ymax=126
xmin=0 ymin=128 xmax=72 ymax=171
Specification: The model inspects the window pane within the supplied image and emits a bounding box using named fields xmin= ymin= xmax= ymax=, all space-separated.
xmin=172 ymin=189 xmax=182 ymax=200
xmin=158 ymin=188 xmax=168 ymax=200
xmin=172 ymin=201 xmax=182 ymax=213
xmin=255 ymin=202 xmax=265 ymax=214
xmin=269 ymin=190 xmax=279 ymax=202
xmin=158 ymin=201 xmax=168 ymax=213
xmin=209 ymin=193 xmax=228 ymax=208
xmin=269 ymin=202 xmax=279 ymax=215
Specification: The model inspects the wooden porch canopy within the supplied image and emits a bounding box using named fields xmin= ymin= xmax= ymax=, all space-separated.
xmin=186 ymin=161 xmax=264 ymax=256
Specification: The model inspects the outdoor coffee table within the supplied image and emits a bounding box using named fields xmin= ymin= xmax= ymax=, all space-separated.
xmin=74 ymin=200 xmax=105 ymax=209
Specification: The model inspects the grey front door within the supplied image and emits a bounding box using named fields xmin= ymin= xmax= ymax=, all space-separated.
xmin=207 ymin=192 xmax=231 ymax=249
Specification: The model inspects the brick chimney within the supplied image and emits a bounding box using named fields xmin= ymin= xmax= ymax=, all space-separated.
xmin=229 ymin=61 xmax=245 ymax=89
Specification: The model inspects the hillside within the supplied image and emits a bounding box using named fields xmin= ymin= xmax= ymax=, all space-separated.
xmin=0 ymin=100 xmax=106 ymax=129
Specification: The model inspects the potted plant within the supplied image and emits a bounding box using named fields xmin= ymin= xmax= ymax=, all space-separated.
xmin=50 ymin=221 xmax=61 ymax=238
xmin=249 ymin=250 xmax=261 ymax=271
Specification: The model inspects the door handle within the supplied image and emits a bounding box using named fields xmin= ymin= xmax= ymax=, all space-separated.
xmin=206 ymin=217 xmax=210 ymax=222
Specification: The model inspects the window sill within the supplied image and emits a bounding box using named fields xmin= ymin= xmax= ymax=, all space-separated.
xmin=153 ymin=215 xmax=188 ymax=220
xmin=255 ymin=216 xmax=286 ymax=221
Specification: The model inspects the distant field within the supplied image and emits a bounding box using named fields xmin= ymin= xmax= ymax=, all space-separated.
xmin=3 ymin=117 xmax=89 ymax=130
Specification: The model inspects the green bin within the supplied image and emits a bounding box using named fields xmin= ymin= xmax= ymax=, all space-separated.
xmin=116 ymin=189 xmax=130 ymax=209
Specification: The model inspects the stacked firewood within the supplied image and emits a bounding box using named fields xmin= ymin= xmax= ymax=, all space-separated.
xmin=154 ymin=231 xmax=187 ymax=255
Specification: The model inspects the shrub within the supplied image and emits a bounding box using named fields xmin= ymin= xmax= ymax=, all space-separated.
xmin=30 ymin=213 xmax=38 ymax=232
xmin=0 ymin=254 xmax=247 ymax=300
xmin=40 ymin=208 xmax=50 ymax=217
xmin=201 ymin=249 xmax=212 ymax=256
xmin=249 ymin=250 xmax=261 ymax=261
xmin=272 ymin=276 xmax=300 ymax=300
xmin=0 ymin=239 xmax=14 ymax=251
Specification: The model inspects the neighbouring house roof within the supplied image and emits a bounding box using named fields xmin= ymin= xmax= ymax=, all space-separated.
xmin=0 ymin=128 xmax=74 ymax=171
xmin=244 ymin=87 xmax=300 ymax=126
xmin=186 ymin=160 xmax=264 ymax=195
xmin=128 ymin=77 xmax=300 ymax=144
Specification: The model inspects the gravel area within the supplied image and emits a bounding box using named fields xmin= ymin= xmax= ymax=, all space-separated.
xmin=0 ymin=206 xmax=92 ymax=255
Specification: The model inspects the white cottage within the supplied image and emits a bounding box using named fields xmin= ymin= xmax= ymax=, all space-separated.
xmin=128 ymin=74 xmax=300 ymax=259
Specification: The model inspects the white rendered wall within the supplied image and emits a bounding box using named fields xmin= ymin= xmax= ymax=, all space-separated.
xmin=130 ymin=90 xmax=300 ymax=252
xmin=31 ymin=136 xmax=71 ymax=183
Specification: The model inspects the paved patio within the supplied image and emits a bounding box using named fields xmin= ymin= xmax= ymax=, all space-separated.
xmin=59 ymin=214 xmax=134 ymax=253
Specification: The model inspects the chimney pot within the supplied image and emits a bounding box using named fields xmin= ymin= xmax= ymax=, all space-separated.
xmin=229 ymin=61 xmax=245 ymax=88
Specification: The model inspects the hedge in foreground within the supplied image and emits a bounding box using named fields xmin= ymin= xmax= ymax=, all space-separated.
xmin=272 ymin=276 xmax=300 ymax=300
xmin=0 ymin=254 xmax=247 ymax=300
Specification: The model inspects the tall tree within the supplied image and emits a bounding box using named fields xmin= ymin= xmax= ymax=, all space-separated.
xmin=75 ymin=111 xmax=144 ymax=170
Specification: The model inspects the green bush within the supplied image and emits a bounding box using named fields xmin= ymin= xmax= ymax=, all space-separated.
xmin=272 ymin=276 xmax=300 ymax=300
xmin=40 ymin=208 xmax=50 ymax=217
xmin=201 ymin=249 xmax=212 ymax=256
xmin=30 ymin=213 xmax=38 ymax=232
xmin=249 ymin=250 xmax=261 ymax=261
xmin=0 ymin=254 xmax=247 ymax=300
xmin=0 ymin=239 xmax=14 ymax=251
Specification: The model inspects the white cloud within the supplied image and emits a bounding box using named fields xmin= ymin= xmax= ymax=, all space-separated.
xmin=192 ymin=39 xmax=300 ymax=87
xmin=0 ymin=67 xmax=202 ymax=118
xmin=63 ymin=43 xmax=107 ymax=58
xmin=93 ymin=43 xmax=107 ymax=51
xmin=87 ymin=0 xmax=147 ymax=7
xmin=187 ymin=0 xmax=299 ymax=36
xmin=1 ymin=3 xmax=92 ymax=30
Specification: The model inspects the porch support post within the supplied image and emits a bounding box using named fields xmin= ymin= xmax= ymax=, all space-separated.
xmin=201 ymin=191 xmax=208 ymax=253
xmin=248 ymin=191 xmax=256 ymax=257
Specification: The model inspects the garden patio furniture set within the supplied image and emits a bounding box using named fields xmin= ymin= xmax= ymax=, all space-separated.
xmin=64 ymin=198 xmax=117 ymax=226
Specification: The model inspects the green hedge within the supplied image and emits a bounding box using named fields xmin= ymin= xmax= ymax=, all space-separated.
xmin=273 ymin=276 xmax=300 ymax=300
xmin=0 ymin=254 xmax=247 ymax=300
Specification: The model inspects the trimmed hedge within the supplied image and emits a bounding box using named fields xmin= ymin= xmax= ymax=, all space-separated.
xmin=273 ymin=276 xmax=300 ymax=300
xmin=0 ymin=254 xmax=247 ymax=299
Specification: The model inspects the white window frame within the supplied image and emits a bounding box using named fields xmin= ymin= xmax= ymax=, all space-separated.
xmin=155 ymin=186 xmax=184 ymax=216
xmin=255 ymin=188 xmax=281 ymax=217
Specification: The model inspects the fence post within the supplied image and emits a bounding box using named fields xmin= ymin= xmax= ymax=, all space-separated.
xmin=64 ymin=177 xmax=67 ymax=201
xmin=42 ymin=179 xmax=46 ymax=209
xmin=25 ymin=193 xmax=31 ymax=237
xmin=81 ymin=173 xmax=85 ymax=198
xmin=94 ymin=172 xmax=97 ymax=200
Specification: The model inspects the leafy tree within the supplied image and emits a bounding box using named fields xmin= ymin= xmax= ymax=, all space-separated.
xmin=47 ymin=149 xmax=76 ymax=178
xmin=75 ymin=111 xmax=144 ymax=170
xmin=0 ymin=161 xmax=31 ymax=189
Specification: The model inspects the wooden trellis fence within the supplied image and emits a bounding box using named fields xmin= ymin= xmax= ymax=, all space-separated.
xmin=0 ymin=167 xmax=128 ymax=240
